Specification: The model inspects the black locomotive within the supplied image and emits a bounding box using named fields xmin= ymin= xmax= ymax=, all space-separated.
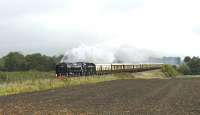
xmin=56 ymin=62 xmax=96 ymax=77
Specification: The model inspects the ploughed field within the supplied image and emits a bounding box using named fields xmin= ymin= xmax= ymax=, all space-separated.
xmin=1 ymin=78 xmax=200 ymax=115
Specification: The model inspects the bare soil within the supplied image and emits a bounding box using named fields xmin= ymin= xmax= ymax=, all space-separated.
xmin=0 ymin=78 xmax=200 ymax=115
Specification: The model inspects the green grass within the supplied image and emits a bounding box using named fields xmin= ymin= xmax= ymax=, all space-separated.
xmin=0 ymin=70 xmax=166 ymax=96
xmin=0 ymin=71 xmax=120 ymax=96
xmin=0 ymin=71 xmax=55 ymax=83
xmin=161 ymin=65 xmax=179 ymax=78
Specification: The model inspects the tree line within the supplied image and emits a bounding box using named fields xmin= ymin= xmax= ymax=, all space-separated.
xmin=179 ymin=56 xmax=200 ymax=75
xmin=1 ymin=52 xmax=200 ymax=75
xmin=0 ymin=52 xmax=63 ymax=72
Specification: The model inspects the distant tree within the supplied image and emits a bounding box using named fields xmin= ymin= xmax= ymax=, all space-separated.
xmin=0 ymin=58 xmax=5 ymax=71
xmin=0 ymin=52 xmax=65 ymax=72
xmin=25 ymin=53 xmax=56 ymax=71
xmin=184 ymin=56 xmax=191 ymax=63
xmin=40 ymin=55 xmax=56 ymax=71
xmin=187 ymin=57 xmax=200 ymax=74
xmin=25 ymin=53 xmax=42 ymax=70
xmin=178 ymin=56 xmax=200 ymax=75
xmin=178 ymin=63 xmax=191 ymax=75
xmin=3 ymin=52 xmax=27 ymax=71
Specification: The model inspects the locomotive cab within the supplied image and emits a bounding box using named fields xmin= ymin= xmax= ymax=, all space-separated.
xmin=56 ymin=63 xmax=67 ymax=77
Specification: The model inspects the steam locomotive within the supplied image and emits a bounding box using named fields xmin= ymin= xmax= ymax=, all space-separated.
xmin=56 ymin=62 xmax=96 ymax=77
xmin=56 ymin=62 xmax=162 ymax=77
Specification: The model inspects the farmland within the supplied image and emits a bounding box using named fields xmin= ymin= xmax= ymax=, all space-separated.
xmin=0 ymin=73 xmax=200 ymax=114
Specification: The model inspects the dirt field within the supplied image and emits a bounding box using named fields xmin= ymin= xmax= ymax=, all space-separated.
xmin=0 ymin=77 xmax=200 ymax=115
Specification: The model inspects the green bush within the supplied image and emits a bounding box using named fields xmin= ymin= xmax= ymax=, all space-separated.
xmin=178 ymin=63 xmax=191 ymax=75
xmin=161 ymin=65 xmax=178 ymax=78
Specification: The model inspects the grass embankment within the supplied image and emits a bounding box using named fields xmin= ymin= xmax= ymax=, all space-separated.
xmin=132 ymin=70 xmax=167 ymax=79
xmin=161 ymin=65 xmax=179 ymax=78
xmin=0 ymin=70 xmax=167 ymax=96
xmin=0 ymin=71 xmax=119 ymax=96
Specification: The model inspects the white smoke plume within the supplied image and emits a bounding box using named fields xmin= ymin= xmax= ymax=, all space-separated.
xmin=61 ymin=45 xmax=115 ymax=64
xmin=61 ymin=44 xmax=160 ymax=64
xmin=114 ymin=45 xmax=159 ymax=63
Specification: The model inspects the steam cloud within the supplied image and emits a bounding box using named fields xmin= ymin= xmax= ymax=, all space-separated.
xmin=114 ymin=45 xmax=158 ymax=63
xmin=61 ymin=45 xmax=114 ymax=64
xmin=61 ymin=44 xmax=159 ymax=64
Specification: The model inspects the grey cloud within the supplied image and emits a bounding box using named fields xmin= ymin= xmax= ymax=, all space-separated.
xmin=0 ymin=0 xmax=144 ymax=57
xmin=0 ymin=22 xmax=104 ymax=56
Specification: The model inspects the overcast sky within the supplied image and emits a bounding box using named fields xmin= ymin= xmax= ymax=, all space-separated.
xmin=0 ymin=0 xmax=200 ymax=57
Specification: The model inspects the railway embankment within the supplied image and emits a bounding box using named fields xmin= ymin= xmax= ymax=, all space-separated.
xmin=0 ymin=70 xmax=167 ymax=96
